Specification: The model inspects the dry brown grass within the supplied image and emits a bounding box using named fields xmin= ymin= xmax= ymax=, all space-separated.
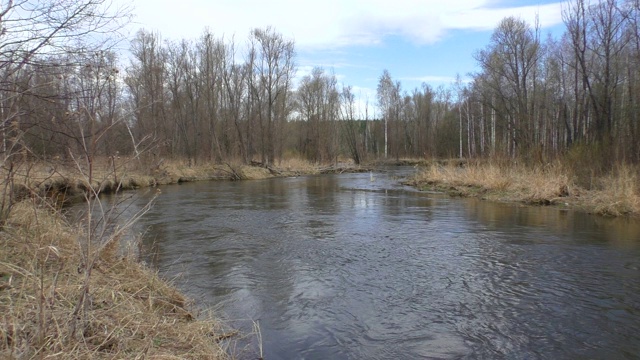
xmin=509 ymin=163 xmax=573 ymax=205
xmin=1 ymin=157 xmax=157 ymax=205
xmin=159 ymin=157 xmax=323 ymax=180
xmin=584 ymin=165 xmax=640 ymax=216
xmin=2 ymin=156 xmax=329 ymax=195
xmin=0 ymin=201 xmax=230 ymax=359
xmin=415 ymin=161 xmax=514 ymax=191
xmin=1 ymin=156 xmax=357 ymax=204
xmin=276 ymin=157 xmax=321 ymax=175
xmin=409 ymin=160 xmax=640 ymax=217
xmin=236 ymin=165 xmax=272 ymax=180
xmin=156 ymin=159 xmax=224 ymax=181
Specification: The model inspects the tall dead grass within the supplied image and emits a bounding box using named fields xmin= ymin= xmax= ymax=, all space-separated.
xmin=585 ymin=165 xmax=640 ymax=216
xmin=0 ymin=201 xmax=230 ymax=359
xmin=410 ymin=160 xmax=640 ymax=217
xmin=412 ymin=161 xmax=572 ymax=205
xmin=276 ymin=157 xmax=321 ymax=175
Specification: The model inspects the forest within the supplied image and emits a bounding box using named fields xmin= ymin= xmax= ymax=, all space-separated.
xmin=2 ymin=0 xmax=640 ymax=174
xmin=1 ymin=1 xmax=640 ymax=357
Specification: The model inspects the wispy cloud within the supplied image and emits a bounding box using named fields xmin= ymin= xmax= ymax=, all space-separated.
xmin=400 ymin=75 xmax=458 ymax=84
xmin=443 ymin=3 xmax=564 ymax=32
xmin=126 ymin=0 xmax=565 ymax=48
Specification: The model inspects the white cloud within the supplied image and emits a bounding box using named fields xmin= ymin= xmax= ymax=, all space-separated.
xmin=444 ymin=3 xmax=565 ymax=32
xmin=401 ymin=75 xmax=457 ymax=84
xmin=400 ymin=75 xmax=474 ymax=85
xmin=125 ymin=0 xmax=565 ymax=49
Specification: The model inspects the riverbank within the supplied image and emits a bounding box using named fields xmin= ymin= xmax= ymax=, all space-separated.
xmin=0 ymin=157 xmax=367 ymax=358
xmin=0 ymin=200 xmax=232 ymax=359
xmin=405 ymin=161 xmax=640 ymax=217
xmin=11 ymin=157 xmax=370 ymax=207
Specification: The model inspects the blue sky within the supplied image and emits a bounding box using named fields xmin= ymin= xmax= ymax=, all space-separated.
xmin=121 ymin=0 xmax=568 ymax=115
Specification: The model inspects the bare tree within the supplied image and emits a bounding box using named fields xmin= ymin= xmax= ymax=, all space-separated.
xmin=125 ymin=30 xmax=168 ymax=160
xmin=296 ymin=67 xmax=339 ymax=163
xmin=340 ymin=86 xmax=364 ymax=164
xmin=565 ymin=0 xmax=629 ymax=151
xmin=0 ymin=0 xmax=130 ymax=225
xmin=248 ymin=27 xmax=295 ymax=165
xmin=377 ymin=70 xmax=401 ymax=159
xmin=475 ymin=16 xmax=542 ymax=158
xmin=220 ymin=38 xmax=250 ymax=162
xmin=0 ymin=0 xmax=130 ymax=157
xmin=197 ymin=30 xmax=225 ymax=162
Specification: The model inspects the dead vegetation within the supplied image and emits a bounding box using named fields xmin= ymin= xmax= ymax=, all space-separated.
xmin=582 ymin=165 xmax=640 ymax=217
xmin=407 ymin=160 xmax=640 ymax=217
xmin=0 ymin=153 xmax=246 ymax=359
xmin=0 ymin=156 xmax=372 ymax=210
xmin=0 ymin=200 xmax=230 ymax=359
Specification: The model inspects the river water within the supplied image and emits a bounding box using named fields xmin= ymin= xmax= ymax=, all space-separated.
xmin=111 ymin=168 xmax=640 ymax=359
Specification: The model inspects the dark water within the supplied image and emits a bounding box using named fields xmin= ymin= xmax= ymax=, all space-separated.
xmin=116 ymin=169 xmax=640 ymax=359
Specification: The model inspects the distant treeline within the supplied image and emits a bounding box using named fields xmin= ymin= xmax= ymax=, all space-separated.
xmin=2 ymin=0 xmax=639 ymax=170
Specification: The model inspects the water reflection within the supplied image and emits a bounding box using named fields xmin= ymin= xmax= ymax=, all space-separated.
xmin=106 ymin=169 xmax=640 ymax=359
xmin=464 ymin=197 xmax=640 ymax=247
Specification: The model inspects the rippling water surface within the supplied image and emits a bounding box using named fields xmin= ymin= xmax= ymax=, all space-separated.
xmin=121 ymin=168 xmax=639 ymax=359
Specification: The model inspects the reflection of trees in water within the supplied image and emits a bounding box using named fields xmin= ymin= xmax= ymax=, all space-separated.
xmin=454 ymin=197 xmax=640 ymax=357
xmin=463 ymin=198 xmax=640 ymax=247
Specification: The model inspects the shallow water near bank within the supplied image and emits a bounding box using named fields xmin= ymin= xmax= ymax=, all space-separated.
xmin=109 ymin=168 xmax=640 ymax=359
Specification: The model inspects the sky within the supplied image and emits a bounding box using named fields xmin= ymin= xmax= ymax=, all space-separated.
xmin=119 ymin=0 xmax=568 ymax=115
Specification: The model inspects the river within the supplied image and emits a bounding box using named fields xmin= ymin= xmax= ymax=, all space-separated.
xmin=101 ymin=168 xmax=640 ymax=359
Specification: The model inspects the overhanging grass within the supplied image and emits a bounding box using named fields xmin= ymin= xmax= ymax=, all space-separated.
xmin=0 ymin=201 xmax=230 ymax=359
